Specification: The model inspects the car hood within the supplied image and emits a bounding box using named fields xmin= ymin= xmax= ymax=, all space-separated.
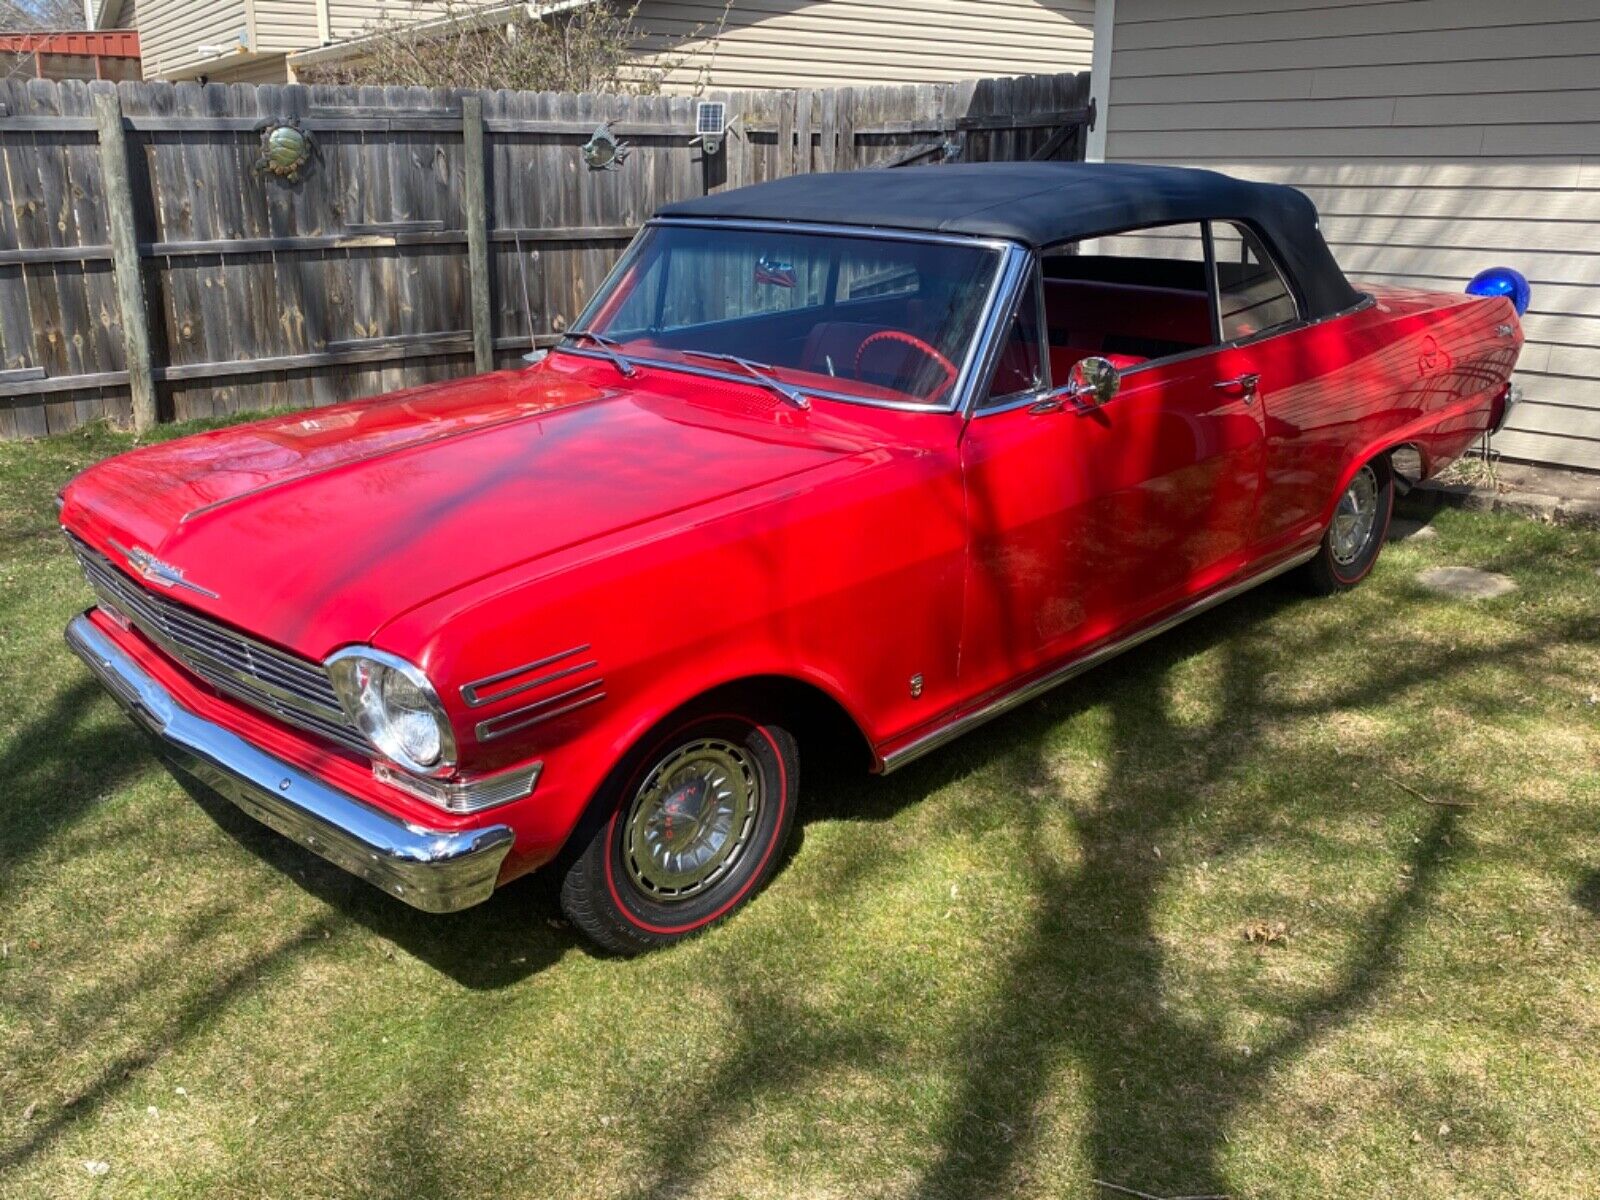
xmin=62 ymin=363 xmax=866 ymax=658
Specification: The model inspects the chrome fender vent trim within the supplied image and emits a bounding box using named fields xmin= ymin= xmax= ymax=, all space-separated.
xmin=474 ymin=680 xmax=606 ymax=743
xmin=463 ymin=645 xmax=607 ymax=742
xmin=460 ymin=644 xmax=594 ymax=707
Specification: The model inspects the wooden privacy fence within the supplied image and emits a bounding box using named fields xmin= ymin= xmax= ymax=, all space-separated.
xmin=0 ymin=71 xmax=1090 ymax=438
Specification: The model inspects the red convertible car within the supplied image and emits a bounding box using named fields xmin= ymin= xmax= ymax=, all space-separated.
xmin=61 ymin=164 xmax=1524 ymax=952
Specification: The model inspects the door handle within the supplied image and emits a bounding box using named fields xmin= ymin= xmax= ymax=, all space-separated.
xmin=1214 ymin=373 xmax=1260 ymax=404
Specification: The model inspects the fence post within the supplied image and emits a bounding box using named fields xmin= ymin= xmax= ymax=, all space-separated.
xmin=92 ymin=86 xmax=156 ymax=431
xmin=461 ymin=93 xmax=494 ymax=374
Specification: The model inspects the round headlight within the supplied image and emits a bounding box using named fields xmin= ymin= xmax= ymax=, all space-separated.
xmin=326 ymin=648 xmax=457 ymax=774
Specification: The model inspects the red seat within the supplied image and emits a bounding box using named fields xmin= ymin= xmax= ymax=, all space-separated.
xmin=1043 ymin=279 xmax=1210 ymax=361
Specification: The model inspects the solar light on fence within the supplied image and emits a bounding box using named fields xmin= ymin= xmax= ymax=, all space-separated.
xmin=692 ymin=102 xmax=728 ymax=157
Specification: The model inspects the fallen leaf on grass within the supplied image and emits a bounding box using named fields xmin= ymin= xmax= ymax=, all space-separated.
xmin=1243 ymin=919 xmax=1289 ymax=946
xmin=20 ymin=1101 xmax=37 ymax=1122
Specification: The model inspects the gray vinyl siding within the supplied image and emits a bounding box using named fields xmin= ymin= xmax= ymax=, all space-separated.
xmin=634 ymin=0 xmax=1094 ymax=91
xmin=322 ymin=0 xmax=457 ymax=45
xmin=208 ymin=52 xmax=294 ymax=82
xmin=1104 ymin=0 xmax=1600 ymax=471
xmin=136 ymin=0 xmax=251 ymax=78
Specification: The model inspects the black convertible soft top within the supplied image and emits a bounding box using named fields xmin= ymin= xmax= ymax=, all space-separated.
xmin=658 ymin=162 xmax=1362 ymax=319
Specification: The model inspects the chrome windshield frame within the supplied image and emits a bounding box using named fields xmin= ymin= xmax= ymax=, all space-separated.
xmin=561 ymin=217 xmax=1031 ymax=415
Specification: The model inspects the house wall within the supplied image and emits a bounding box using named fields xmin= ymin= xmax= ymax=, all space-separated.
xmin=135 ymin=0 xmax=251 ymax=78
xmin=208 ymin=52 xmax=295 ymax=81
xmin=636 ymin=0 xmax=1094 ymax=91
xmin=1103 ymin=0 xmax=1600 ymax=472
xmin=322 ymin=0 xmax=457 ymax=43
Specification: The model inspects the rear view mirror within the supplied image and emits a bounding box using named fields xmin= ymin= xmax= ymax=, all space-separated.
xmin=1067 ymin=356 xmax=1120 ymax=407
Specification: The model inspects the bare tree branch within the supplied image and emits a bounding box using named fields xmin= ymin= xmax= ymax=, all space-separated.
xmin=0 ymin=0 xmax=86 ymax=32
xmin=299 ymin=0 xmax=724 ymax=95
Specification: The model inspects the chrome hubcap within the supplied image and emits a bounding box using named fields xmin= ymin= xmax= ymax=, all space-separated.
xmin=622 ymin=738 xmax=760 ymax=902
xmin=1331 ymin=465 xmax=1380 ymax=566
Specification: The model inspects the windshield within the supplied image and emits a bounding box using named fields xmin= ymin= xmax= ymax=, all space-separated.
xmin=568 ymin=223 xmax=1004 ymax=408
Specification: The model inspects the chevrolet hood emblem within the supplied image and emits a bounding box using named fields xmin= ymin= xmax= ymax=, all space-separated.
xmin=110 ymin=540 xmax=219 ymax=599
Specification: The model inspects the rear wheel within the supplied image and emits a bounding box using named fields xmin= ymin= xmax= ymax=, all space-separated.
xmin=1300 ymin=456 xmax=1394 ymax=595
xmin=560 ymin=711 xmax=798 ymax=954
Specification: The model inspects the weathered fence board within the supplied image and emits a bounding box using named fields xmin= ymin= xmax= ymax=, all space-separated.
xmin=0 ymin=70 xmax=1089 ymax=438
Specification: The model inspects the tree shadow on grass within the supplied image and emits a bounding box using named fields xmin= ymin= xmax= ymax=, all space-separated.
xmin=911 ymin=625 xmax=1465 ymax=1199
xmin=0 ymin=907 xmax=334 ymax=1175
xmin=175 ymin=774 xmax=577 ymax=991
xmin=1572 ymin=871 xmax=1600 ymax=919
xmin=610 ymin=570 xmax=1587 ymax=1200
xmin=0 ymin=676 xmax=152 ymax=884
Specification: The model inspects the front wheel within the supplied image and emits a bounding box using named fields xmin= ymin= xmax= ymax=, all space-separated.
xmin=1300 ymin=455 xmax=1394 ymax=595
xmin=560 ymin=711 xmax=799 ymax=954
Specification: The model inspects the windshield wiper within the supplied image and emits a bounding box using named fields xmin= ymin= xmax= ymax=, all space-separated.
xmin=558 ymin=329 xmax=636 ymax=378
xmin=681 ymin=351 xmax=811 ymax=410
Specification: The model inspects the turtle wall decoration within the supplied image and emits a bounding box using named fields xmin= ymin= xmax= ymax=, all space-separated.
xmin=254 ymin=119 xmax=316 ymax=183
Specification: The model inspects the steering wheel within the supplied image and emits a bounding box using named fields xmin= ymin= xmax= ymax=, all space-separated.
xmin=853 ymin=330 xmax=960 ymax=402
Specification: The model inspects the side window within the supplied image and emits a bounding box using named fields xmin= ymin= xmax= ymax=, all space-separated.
xmin=1213 ymin=223 xmax=1300 ymax=341
xmin=1041 ymin=222 xmax=1213 ymax=373
xmin=982 ymin=266 xmax=1044 ymax=405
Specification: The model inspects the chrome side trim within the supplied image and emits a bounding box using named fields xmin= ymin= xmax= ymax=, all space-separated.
xmin=66 ymin=613 xmax=514 ymax=913
xmin=460 ymin=644 xmax=593 ymax=707
xmin=475 ymin=680 xmax=607 ymax=742
xmin=880 ymin=547 xmax=1319 ymax=773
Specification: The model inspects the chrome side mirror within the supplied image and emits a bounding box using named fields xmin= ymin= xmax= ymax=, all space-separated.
xmin=1067 ymin=356 xmax=1120 ymax=407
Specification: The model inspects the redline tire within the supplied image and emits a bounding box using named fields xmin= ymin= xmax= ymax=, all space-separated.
xmin=1301 ymin=455 xmax=1394 ymax=596
xmin=560 ymin=711 xmax=798 ymax=955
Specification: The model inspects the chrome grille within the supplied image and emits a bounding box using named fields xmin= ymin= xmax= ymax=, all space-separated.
xmin=67 ymin=533 xmax=368 ymax=757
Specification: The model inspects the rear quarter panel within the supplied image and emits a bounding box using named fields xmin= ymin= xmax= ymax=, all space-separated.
xmin=1225 ymin=287 xmax=1521 ymax=557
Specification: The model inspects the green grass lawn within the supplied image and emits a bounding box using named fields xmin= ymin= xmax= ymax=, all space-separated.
xmin=3 ymin=419 xmax=1599 ymax=1199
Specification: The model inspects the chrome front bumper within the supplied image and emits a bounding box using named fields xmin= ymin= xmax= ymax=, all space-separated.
xmin=65 ymin=612 xmax=515 ymax=913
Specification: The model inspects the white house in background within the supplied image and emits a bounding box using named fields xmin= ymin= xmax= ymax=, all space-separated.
xmin=98 ymin=0 xmax=1094 ymax=89
xmin=85 ymin=0 xmax=138 ymax=31
xmin=1089 ymin=0 xmax=1600 ymax=472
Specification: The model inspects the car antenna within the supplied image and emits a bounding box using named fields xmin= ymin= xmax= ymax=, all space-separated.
xmin=516 ymin=233 xmax=544 ymax=365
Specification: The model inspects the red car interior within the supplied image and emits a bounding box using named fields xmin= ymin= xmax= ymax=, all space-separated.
xmin=1044 ymin=277 xmax=1209 ymax=372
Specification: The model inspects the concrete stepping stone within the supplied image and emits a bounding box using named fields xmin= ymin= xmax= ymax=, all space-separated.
xmin=1388 ymin=518 xmax=1439 ymax=542
xmin=1416 ymin=566 xmax=1517 ymax=600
